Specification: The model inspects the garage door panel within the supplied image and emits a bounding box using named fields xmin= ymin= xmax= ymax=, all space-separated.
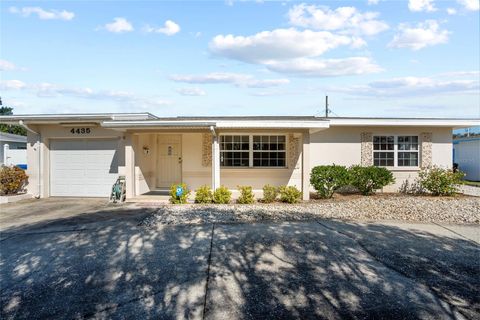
xmin=50 ymin=139 xmax=118 ymax=197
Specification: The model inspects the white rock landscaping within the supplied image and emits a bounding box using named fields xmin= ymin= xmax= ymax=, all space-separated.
xmin=140 ymin=195 xmax=480 ymax=227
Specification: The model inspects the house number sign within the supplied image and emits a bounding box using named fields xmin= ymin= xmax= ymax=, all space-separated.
xmin=70 ymin=128 xmax=91 ymax=134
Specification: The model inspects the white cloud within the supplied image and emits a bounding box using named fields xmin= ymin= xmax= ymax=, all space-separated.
xmin=0 ymin=60 xmax=27 ymax=72
xmin=457 ymin=0 xmax=479 ymax=11
xmin=264 ymin=57 xmax=383 ymax=77
xmin=0 ymin=80 xmax=27 ymax=90
xmin=176 ymin=87 xmax=207 ymax=96
xmin=144 ymin=20 xmax=180 ymax=36
xmin=288 ymin=4 xmax=389 ymax=36
xmin=103 ymin=17 xmax=134 ymax=33
xmin=9 ymin=6 xmax=74 ymax=20
xmin=0 ymin=80 xmax=171 ymax=107
xmin=389 ymin=20 xmax=449 ymax=50
xmin=408 ymin=0 xmax=437 ymax=12
xmin=330 ymin=73 xmax=479 ymax=97
xmin=447 ymin=8 xmax=457 ymax=15
xmin=367 ymin=0 xmax=380 ymax=5
xmin=210 ymin=28 xmax=362 ymax=63
xmin=170 ymin=72 xmax=290 ymax=88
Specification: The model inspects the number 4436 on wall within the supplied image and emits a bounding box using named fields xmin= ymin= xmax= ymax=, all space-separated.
xmin=70 ymin=128 xmax=91 ymax=134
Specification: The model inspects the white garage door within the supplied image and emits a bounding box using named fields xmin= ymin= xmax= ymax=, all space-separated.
xmin=50 ymin=139 xmax=119 ymax=197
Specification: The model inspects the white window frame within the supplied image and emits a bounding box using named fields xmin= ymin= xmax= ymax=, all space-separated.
xmin=219 ymin=133 xmax=287 ymax=168
xmin=373 ymin=135 xmax=420 ymax=168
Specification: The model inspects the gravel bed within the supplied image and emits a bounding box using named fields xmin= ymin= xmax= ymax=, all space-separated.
xmin=139 ymin=195 xmax=480 ymax=227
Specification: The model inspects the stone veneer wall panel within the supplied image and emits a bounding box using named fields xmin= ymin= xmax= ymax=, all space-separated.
xmin=202 ymin=133 xmax=212 ymax=167
xmin=361 ymin=132 xmax=373 ymax=166
xmin=421 ymin=132 xmax=432 ymax=168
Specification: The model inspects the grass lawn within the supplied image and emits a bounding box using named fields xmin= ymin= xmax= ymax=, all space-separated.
xmin=463 ymin=180 xmax=480 ymax=187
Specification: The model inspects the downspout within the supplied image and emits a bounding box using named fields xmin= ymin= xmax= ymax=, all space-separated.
xmin=209 ymin=125 xmax=216 ymax=137
xmin=18 ymin=120 xmax=41 ymax=198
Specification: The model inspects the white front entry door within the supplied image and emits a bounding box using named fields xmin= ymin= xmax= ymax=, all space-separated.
xmin=156 ymin=135 xmax=182 ymax=188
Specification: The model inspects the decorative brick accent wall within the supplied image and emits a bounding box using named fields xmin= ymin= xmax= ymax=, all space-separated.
xmin=361 ymin=132 xmax=373 ymax=166
xmin=202 ymin=133 xmax=212 ymax=167
xmin=421 ymin=132 xmax=432 ymax=168
xmin=288 ymin=133 xmax=300 ymax=169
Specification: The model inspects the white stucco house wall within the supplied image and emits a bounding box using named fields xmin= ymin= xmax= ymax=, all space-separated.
xmin=453 ymin=136 xmax=480 ymax=181
xmin=0 ymin=113 xmax=478 ymax=200
xmin=0 ymin=132 xmax=27 ymax=167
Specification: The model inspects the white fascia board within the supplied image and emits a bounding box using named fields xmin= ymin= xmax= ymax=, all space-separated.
xmin=328 ymin=118 xmax=480 ymax=128
xmin=215 ymin=120 xmax=329 ymax=129
xmin=101 ymin=120 xmax=216 ymax=128
xmin=0 ymin=113 xmax=154 ymax=124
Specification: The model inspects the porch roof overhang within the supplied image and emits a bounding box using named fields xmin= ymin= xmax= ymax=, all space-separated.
xmin=100 ymin=119 xmax=330 ymax=132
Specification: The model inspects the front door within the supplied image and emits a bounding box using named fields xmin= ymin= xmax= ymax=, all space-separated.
xmin=157 ymin=135 xmax=182 ymax=188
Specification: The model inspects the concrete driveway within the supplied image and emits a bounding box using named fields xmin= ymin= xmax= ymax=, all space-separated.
xmin=1 ymin=199 xmax=479 ymax=319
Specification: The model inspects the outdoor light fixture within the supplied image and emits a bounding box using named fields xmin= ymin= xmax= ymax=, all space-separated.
xmin=143 ymin=146 xmax=150 ymax=155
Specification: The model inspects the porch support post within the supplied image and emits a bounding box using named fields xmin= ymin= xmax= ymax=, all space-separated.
xmin=302 ymin=130 xmax=310 ymax=201
xmin=125 ymin=133 xmax=135 ymax=199
xmin=211 ymin=128 xmax=220 ymax=190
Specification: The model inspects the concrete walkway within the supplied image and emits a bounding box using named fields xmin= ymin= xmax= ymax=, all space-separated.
xmin=1 ymin=200 xmax=479 ymax=319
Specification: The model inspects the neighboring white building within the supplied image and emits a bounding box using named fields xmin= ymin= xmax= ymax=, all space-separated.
xmin=0 ymin=132 xmax=27 ymax=167
xmin=0 ymin=113 xmax=478 ymax=199
xmin=453 ymin=137 xmax=480 ymax=181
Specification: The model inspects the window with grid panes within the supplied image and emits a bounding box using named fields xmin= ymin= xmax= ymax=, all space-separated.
xmin=253 ymin=135 xmax=286 ymax=167
xmin=397 ymin=136 xmax=419 ymax=166
xmin=220 ymin=135 xmax=249 ymax=167
xmin=373 ymin=136 xmax=395 ymax=166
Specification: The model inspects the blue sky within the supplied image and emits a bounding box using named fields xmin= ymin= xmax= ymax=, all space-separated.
xmin=1 ymin=0 xmax=479 ymax=118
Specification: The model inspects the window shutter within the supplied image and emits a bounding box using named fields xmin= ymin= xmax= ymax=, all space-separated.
xmin=420 ymin=132 xmax=432 ymax=168
xmin=361 ymin=132 xmax=373 ymax=166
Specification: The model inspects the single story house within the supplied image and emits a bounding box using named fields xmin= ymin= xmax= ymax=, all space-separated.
xmin=0 ymin=132 xmax=27 ymax=167
xmin=0 ymin=113 xmax=478 ymax=200
xmin=453 ymin=136 xmax=480 ymax=181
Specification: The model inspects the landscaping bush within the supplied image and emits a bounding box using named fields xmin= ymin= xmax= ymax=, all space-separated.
xmin=310 ymin=165 xmax=350 ymax=198
xmin=237 ymin=185 xmax=255 ymax=204
xmin=279 ymin=185 xmax=302 ymax=203
xmin=417 ymin=166 xmax=465 ymax=196
xmin=169 ymin=183 xmax=190 ymax=204
xmin=195 ymin=185 xmax=214 ymax=203
xmin=262 ymin=184 xmax=279 ymax=203
xmin=213 ymin=185 xmax=232 ymax=204
xmin=0 ymin=165 xmax=28 ymax=195
xmin=348 ymin=166 xmax=395 ymax=196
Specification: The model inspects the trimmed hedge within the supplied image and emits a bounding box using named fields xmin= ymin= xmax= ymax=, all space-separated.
xmin=213 ymin=186 xmax=232 ymax=204
xmin=195 ymin=185 xmax=214 ymax=203
xmin=418 ymin=166 xmax=464 ymax=196
xmin=262 ymin=184 xmax=279 ymax=203
xmin=349 ymin=166 xmax=395 ymax=195
xmin=310 ymin=165 xmax=349 ymax=198
xmin=279 ymin=185 xmax=302 ymax=203
xmin=237 ymin=185 xmax=255 ymax=204
xmin=169 ymin=183 xmax=190 ymax=204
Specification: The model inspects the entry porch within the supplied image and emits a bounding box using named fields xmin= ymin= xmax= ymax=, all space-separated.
xmin=124 ymin=129 xmax=312 ymax=201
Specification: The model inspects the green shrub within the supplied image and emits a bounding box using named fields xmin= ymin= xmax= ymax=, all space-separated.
xmin=310 ymin=165 xmax=350 ymax=198
xmin=0 ymin=166 xmax=28 ymax=195
xmin=418 ymin=166 xmax=465 ymax=196
xmin=279 ymin=185 xmax=302 ymax=203
xmin=349 ymin=166 xmax=395 ymax=196
xmin=213 ymin=185 xmax=232 ymax=204
xmin=194 ymin=185 xmax=214 ymax=203
xmin=237 ymin=185 xmax=255 ymax=204
xmin=262 ymin=184 xmax=279 ymax=203
xmin=169 ymin=183 xmax=190 ymax=204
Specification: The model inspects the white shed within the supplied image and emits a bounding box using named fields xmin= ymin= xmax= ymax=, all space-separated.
xmin=453 ymin=137 xmax=480 ymax=181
